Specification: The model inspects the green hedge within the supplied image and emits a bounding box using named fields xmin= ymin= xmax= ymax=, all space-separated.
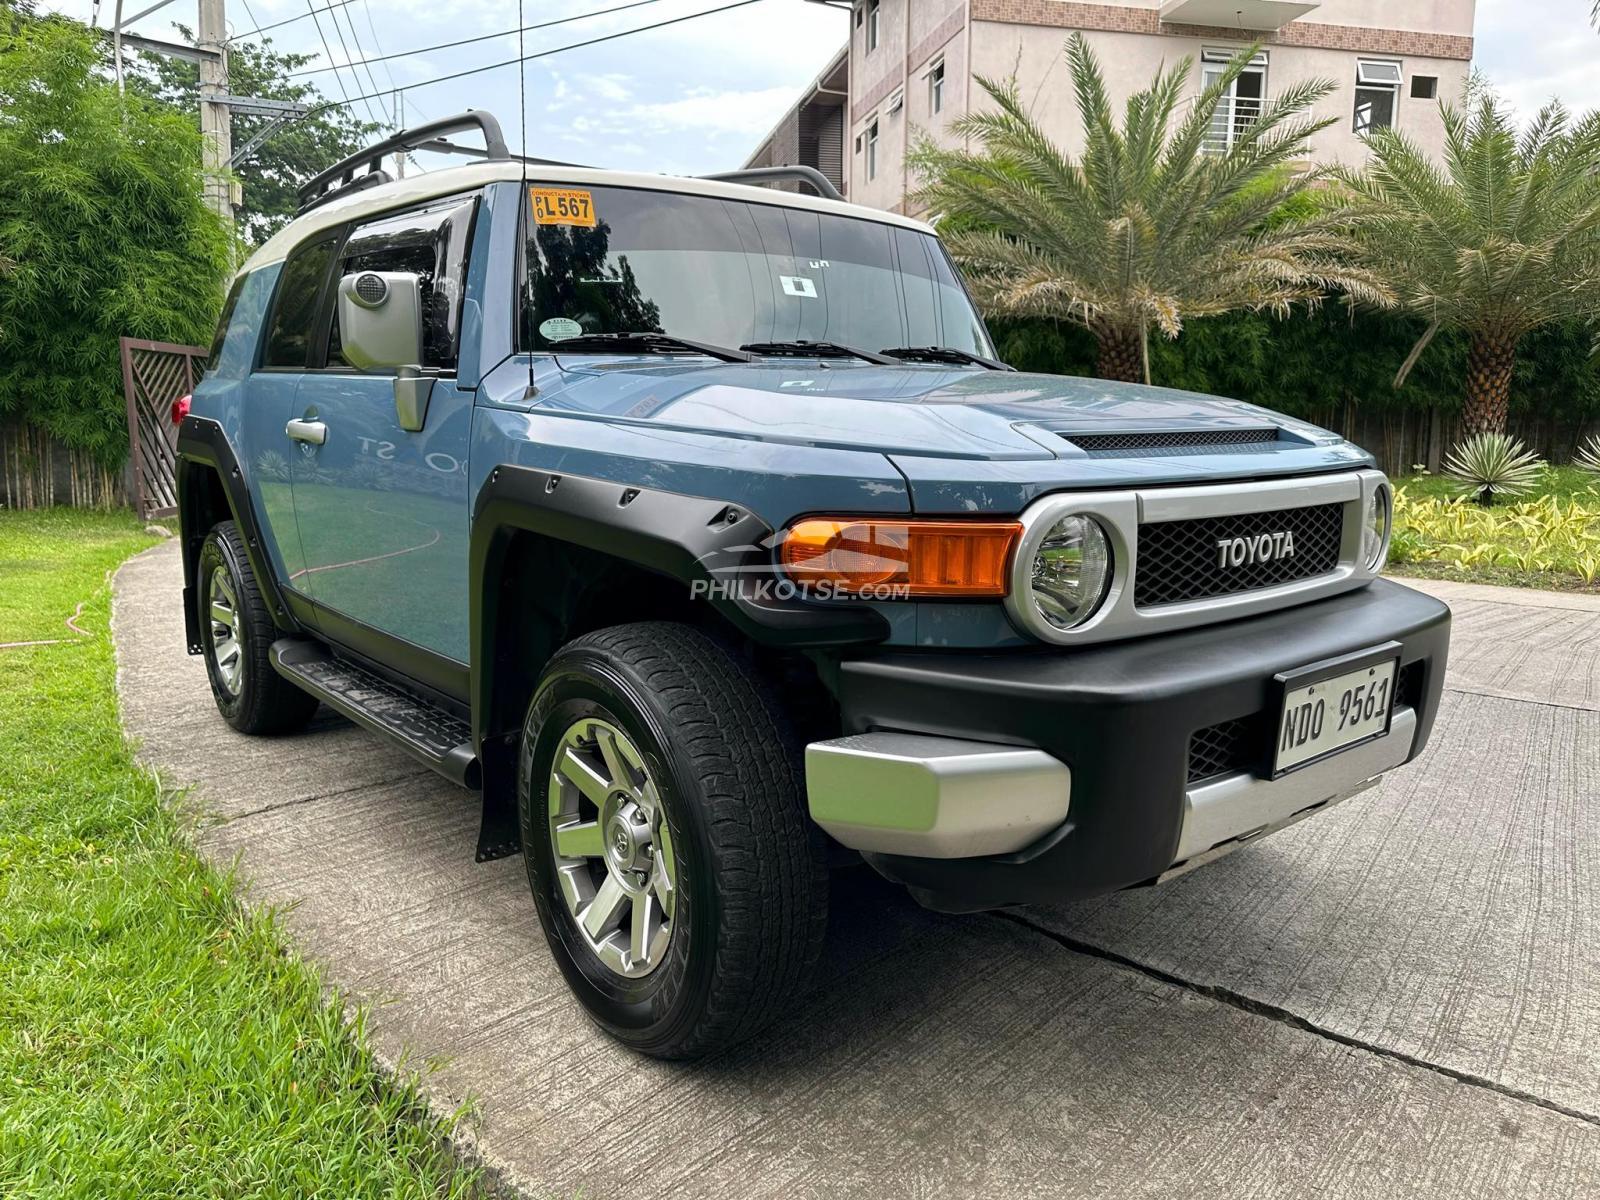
xmin=0 ymin=7 xmax=231 ymax=470
xmin=989 ymin=308 xmax=1600 ymax=466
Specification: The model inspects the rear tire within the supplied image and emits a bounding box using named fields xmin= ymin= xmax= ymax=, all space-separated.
xmin=198 ymin=521 xmax=319 ymax=736
xmin=519 ymin=622 xmax=829 ymax=1059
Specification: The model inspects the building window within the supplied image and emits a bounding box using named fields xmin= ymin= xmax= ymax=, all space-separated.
xmin=866 ymin=120 xmax=879 ymax=180
xmin=888 ymin=88 xmax=904 ymax=116
xmin=865 ymin=0 xmax=879 ymax=52
xmin=1202 ymin=49 xmax=1266 ymax=152
xmin=1355 ymin=59 xmax=1403 ymax=134
xmin=929 ymin=58 xmax=945 ymax=114
xmin=1411 ymin=75 xmax=1438 ymax=100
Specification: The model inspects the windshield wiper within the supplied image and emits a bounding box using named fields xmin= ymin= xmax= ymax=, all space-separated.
xmin=880 ymin=346 xmax=1015 ymax=371
xmin=740 ymin=340 xmax=897 ymax=365
xmin=551 ymin=332 xmax=754 ymax=364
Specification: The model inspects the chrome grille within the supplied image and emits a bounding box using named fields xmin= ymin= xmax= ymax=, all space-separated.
xmin=1136 ymin=503 xmax=1343 ymax=608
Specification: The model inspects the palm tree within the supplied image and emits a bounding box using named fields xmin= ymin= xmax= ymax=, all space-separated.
xmin=1336 ymin=91 xmax=1600 ymax=435
xmin=909 ymin=35 xmax=1389 ymax=383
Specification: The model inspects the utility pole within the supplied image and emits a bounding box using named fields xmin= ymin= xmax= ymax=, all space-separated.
xmin=394 ymin=92 xmax=406 ymax=178
xmin=196 ymin=0 xmax=233 ymax=221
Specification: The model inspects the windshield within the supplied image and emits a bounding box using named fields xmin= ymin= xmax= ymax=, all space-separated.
xmin=518 ymin=184 xmax=994 ymax=358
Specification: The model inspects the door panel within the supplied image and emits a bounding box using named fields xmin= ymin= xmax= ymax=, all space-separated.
xmin=245 ymin=371 xmax=312 ymax=585
xmin=286 ymin=376 xmax=472 ymax=662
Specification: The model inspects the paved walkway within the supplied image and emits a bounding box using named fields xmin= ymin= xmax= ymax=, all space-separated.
xmin=113 ymin=544 xmax=1600 ymax=1199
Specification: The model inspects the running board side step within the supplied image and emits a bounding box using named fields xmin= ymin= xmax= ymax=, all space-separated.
xmin=269 ymin=638 xmax=480 ymax=789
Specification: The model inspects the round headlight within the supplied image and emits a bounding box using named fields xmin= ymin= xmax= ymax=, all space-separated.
xmin=1029 ymin=514 xmax=1113 ymax=630
xmin=1363 ymin=485 xmax=1392 ymax=570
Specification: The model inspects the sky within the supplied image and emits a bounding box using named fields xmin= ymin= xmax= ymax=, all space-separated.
xmin=39 ymin=0 xmax=1600 ymax=178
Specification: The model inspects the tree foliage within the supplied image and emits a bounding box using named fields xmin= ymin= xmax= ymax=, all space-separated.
xmin=132 ymin=29 xmax=378 ymax=246
xmin=1335 ymin=89 xmax=1600 ymax=435
xmin=0 ymin=7 xmax=232 ymax=467
xmin=909 ymin=34 xmax=1390 ymax=383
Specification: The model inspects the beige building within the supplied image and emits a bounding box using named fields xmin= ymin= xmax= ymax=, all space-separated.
xmin=745 ymin=0 xmax=1475 ymax=212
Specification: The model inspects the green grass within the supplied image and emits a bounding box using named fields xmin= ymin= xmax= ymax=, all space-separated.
xmin=1393 ymin=465 xmax=1600 ymax=504
xmin=0 ymin=509 xmax=481 ymax=1199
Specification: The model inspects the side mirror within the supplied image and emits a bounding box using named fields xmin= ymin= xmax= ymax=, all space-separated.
xmin=337 ymin=271 xmax=435 ymax=432
xmin=337 ymin=271 xmax=422 ymax=371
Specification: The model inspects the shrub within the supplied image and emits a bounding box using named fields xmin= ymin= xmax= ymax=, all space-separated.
xmin=0 ymin=12 xmax=232 ymax=468
xmin=1442 ymin=433 xmax=1546 ymax=506
xmin=1393 ymin=486 xmax=1600 ymax=580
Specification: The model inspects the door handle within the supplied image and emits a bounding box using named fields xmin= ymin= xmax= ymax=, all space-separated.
xmin=286 ymin=418 xmax=327 ymax=445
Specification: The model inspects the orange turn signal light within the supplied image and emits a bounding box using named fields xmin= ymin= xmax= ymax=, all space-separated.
xmin=780 ymin=518 xmax=1022 ymax=598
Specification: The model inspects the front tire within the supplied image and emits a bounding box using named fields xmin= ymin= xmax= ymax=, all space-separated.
xmin=519 ymin=622 xmax=828 ymax=1059
xmin=198 ymin=521 xmax=319 ymax=735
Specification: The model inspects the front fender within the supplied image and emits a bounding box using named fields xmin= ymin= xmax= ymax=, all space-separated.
xmin=467 ymin=464 xmax=888 ymax=742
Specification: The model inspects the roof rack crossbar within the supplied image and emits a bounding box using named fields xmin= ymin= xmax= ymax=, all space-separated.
xmin=699 ymin=166 xmax=845 ymax=203
xmin=296 ymin=110 xmax=510 ymax=214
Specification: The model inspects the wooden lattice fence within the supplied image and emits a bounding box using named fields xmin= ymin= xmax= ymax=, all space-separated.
xmin=120 ymin=337 xmax=206 ymax=520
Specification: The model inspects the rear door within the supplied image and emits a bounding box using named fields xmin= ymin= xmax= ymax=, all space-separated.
xmin=286 ymin=194 xmax=479 ymax=665
xmin=246 ymin=236 xmax=343 ymax=584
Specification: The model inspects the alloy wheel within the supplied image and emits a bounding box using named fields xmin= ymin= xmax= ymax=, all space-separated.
xmin=208 ymin=566 xmax=244 ymax=697
xmin=547 ymin=717 xmax=677 ymax=978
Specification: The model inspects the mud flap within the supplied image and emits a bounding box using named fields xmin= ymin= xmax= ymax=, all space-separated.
xmin=475 ymin=732 xmax=522 ymax=862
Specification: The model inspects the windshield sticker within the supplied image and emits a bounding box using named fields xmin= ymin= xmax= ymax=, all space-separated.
xmin=539 ymin=317 xmax=584 ymax=342
xmin=780 ymin=275 xmax=818 ymax=298
xmin=529 ymin=187 xmax=597 ymax=227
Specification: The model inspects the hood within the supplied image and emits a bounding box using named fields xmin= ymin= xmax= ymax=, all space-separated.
xmin=529 ymin=357 xmax=1373 ymax=507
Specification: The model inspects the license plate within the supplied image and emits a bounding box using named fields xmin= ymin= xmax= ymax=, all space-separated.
xmin=1274 ymin=652 xmax=1398 ymax=774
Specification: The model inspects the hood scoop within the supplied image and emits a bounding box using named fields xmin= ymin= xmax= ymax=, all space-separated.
xmin=1051 ymin=426 xmax=1294 ymax=456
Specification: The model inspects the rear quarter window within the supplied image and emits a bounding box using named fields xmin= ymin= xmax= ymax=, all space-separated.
xmin=206 ymin=276 xmax=246 ymax=373
xmin=262 ymin=238 xmax=337 ymax=368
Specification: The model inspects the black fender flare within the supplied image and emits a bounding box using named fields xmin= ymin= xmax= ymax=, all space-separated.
xmin=175 ymin=415 xmax=301 ymax=652
xmin=468 ymin=463 xmax=888 ymax=744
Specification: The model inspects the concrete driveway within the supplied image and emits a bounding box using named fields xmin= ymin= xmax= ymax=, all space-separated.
xmin=113 ymin=543 xmax=1600 ymax=1199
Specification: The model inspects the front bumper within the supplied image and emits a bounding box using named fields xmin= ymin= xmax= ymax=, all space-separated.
xmin=808 ymin=578 xmax=1450 ymax=912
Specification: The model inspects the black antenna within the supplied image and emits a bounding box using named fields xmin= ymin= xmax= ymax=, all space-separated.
xmin=518 ymin=0 xmax=536 ymax=399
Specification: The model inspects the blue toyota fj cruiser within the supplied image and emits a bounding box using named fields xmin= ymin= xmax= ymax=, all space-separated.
xmin=177 ymin=113 xmax=1451 ymax=1059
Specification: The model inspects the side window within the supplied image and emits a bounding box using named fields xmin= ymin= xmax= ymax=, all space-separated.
xmin=262 ymin=238 xmax=337 ymax=368
xmin=207 ymin=275 xmax=246 ymax=372
xmin=325 ymin=195 xmax=477 ymax=372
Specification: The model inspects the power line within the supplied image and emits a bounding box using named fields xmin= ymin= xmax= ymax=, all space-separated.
xmin=305 ymin=0 xmax=384 ymax=128
xmin=283 ymin=0 xmax=671 ymax=81
xmin=301 ymin=0 xmax=359 ymax=118
xmin=301 ymin=0 xmax=765 ymax=118
xmin=355 ymin=0 xmax=399 ymax=95
xmin=225 ymin=0 xmax=358 ymax=45
xmin=234 ymin=0 xmax=262 ymax=40
xmin=333 ymin=0 xmax=390 ymax=122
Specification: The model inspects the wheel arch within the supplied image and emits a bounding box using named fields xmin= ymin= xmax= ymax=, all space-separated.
xmin=176 ymin=416 xmax=300 ymax=653
xmin=467 ymin=465 xmax=882 ymax=861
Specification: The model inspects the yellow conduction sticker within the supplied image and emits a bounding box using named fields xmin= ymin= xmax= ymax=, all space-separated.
xmin=529 ymin=187 xmax=597 ymax=227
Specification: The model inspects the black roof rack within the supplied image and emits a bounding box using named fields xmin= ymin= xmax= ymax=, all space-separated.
xmin=295 ymin=112 xmax=851 ymax=217
xmin=296 ymin=110 xmax=511 ymax=215
xmin=699 ymin=166 xmax=845 ymax=203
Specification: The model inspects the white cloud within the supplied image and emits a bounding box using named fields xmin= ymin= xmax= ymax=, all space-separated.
xmin=625 ymin=85 xmax=809 ymax=138
xmin=1473 ymin=0 xmax=1600 ymax=120
xmin=582 ymin=73 xmax=633 ymax=103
